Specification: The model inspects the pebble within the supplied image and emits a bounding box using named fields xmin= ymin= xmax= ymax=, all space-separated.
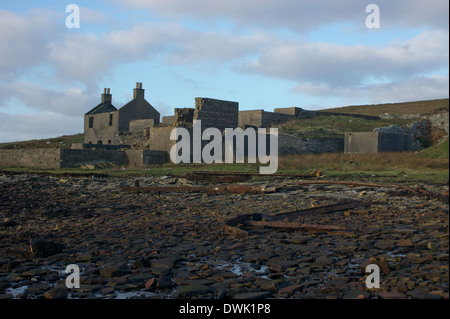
xmin=0 ymin=173 xmax=448 ymax=299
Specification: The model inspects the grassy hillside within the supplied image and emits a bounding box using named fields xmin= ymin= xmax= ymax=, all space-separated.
xmin=0 ymin=99 xmax=448 ymax=149
xmin=416 ymin=138 xmax=449 ymax=159
xmin=319 ymin=98 xmax=449 ymax=116
xmin=276 ymin=114 xmax=415 ymax=139
xmin=0 ymin=134 xmax=84 ymax=150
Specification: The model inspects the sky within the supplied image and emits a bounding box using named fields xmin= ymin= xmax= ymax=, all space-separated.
xmin=0 ymin=0 xmax=448 ymax=143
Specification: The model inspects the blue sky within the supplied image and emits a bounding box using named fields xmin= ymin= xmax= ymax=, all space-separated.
xmin=0 ymin=0 xmax=448 ymax=142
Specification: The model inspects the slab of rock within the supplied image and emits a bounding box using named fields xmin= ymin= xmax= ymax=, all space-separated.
xmin=43 ymin=285 xmax=68 ymax=299
xmin=232 ymin=291 xmax=272 ymax=299
xmin=29 ymin=239 xmax=65 ymax=258
xmin=177 ymin=284 xmax=212 ymax=298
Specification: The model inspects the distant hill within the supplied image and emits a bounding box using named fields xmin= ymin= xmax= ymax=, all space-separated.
xmin=0 ymin=98 xmax=448 ymax=150
xmin=0 ymin=134 xmax=83 ymax=150
xmin=319 ymin=98 xmax=449 ymax=116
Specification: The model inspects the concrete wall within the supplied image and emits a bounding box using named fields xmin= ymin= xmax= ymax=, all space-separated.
xmin=59 ymin=149 xmax=126 ymax=167
xmin=125 ymin=150 xmax=168 ymax=167
xmin=377 ymin=133 xmax=414 ymax=152
xmin=193 ymin=97 xmax=238 ymax=131
xmin=161 ymin=116 xmax=176 ymax=125
xmin=344 ymin=132 xmax=414 ymax=154
xmin=149 ymin=126 xmax=177 ymax=154
xmin=239 ymin=110 xmax=264 ymax=128
xmin=274 ymin=107 xmax=316 ymax=119
xmin=0 ymin=149 xmax=61 ymax=169
xmin=239 ymin=110 xmax=300 ymax=128
xmin=344 ymin=132 xmax=379 ymax=154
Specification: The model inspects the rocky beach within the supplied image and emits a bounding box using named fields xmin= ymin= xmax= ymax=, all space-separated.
xmin=0 ymin=172 xmax=448 ymax=299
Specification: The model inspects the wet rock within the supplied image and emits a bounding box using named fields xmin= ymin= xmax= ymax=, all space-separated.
xmin=315 ymin=255 xmax=334 ymax=267
xmin=157 ymin=275 xmax=174 ymax=289
xmin=100 ymin=263 xmax=128 ymax=278
xmin=26 ymin=282 xmax=50 ymax=295
xmin=177 ymin=284 xmax=212 ymax=298
xmin=144 ymin=278 xmax=157 ymax=290
xmin=377 ymin=291 xmax=407 ymax=299
xmin=151 ymin=254 xmax=180 ymax=270
xmin=43 ymin=285 xmax=68 ymax=299
xmin=278 ymin=284 xmax=303 ymax=295
xmin=232 ymin=291 xmax=272 ymax=299
xmin=397 ymin=239 xmax=414 ymax=247
xmin=361 ymin=256 xmax=390 ymax=275
xmin=29 ymin=239 xmax=65 ymax=258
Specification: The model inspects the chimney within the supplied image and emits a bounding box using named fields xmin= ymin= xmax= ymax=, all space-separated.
xmin=101 ymin=88 xmax=112 ymax=104
xmin=133 ymin=82 xmax=145 ymax=99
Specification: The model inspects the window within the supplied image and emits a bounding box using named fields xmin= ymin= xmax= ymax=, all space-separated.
xmin=108 ymin=140 xmax=111 ymax=144
xmin=97 ymin=140 xmax=102 ymax=145
xmin=109 ymin=114 xmax=113 ymax=126
xmin=89 ymin=116 xmax=94 ymax=128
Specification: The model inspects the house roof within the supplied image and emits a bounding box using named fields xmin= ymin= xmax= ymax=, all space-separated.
xmin=85 ymin=102 xmax=117 ymax=115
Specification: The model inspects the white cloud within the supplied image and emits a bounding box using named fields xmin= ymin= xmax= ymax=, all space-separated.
xmin=236 ymin=29 xmax=449 ymax=86
xmin=0 ymin=9 xmax=58 ymax=80
xmin=0 ymin=2 xmax=448 ymax=142
xmin=110 ymin=0 xmax=449 ymax=31
xmin=0 ymin=112 xmax=82 ymax=143
xmin=291 ymin=75 xmax=449 ymax=105
xmin=1 ymin=82 xmax=98 ymax=116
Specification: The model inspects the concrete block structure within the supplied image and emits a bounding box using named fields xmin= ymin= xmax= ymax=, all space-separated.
xmin=193 ymin=97 xmax=239 ymax=131
xmin=344 ymin=132 xmax=414 ymax=154
xmin=239 ymin=110 xmax=296 ymax=128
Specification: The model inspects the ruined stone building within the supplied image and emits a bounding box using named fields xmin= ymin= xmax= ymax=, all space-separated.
xmin=80 ymin=82 xmax=326 ymax=158
xmin=84 ymin=83 xmax=160 ymax=145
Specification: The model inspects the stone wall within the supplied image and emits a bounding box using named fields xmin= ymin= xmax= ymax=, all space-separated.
xmin=0 ymin=149 xmax=61 ymax=169
xmin=59 ymin=149 xmax=126 ymax=167
xmin=129 ymin=119 xmax=155 ymax=132
xmin=278 ymin=133 xmax=344 ymax=155
xmin=379 ymin=111 xmax=449 ymax=135
xmin=274 ymin=107 xmax=317 ymax=119
xmin=0 ymin=148 xmax=168 ymax=169
xmin=239 ymin=110 xmax=298 ymax=128
xmin=115 ymin=130 xmax=150 ymax=149
xmin=161 ymin=116 xmax=176 ymax=125
xmin=193 ymin=98 xmax=238 ymax=131
xmin=175 ymin=108 xmax=194 ymax=125
xmin=125 ymin=150 xmax=168 ymax=167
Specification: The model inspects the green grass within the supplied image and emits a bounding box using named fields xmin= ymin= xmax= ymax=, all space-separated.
xmin=2 ymin=149 xmax=448 ymax=184
xmin=278 ymin=151 xmax=449 ymax=184
xmin=319 ymin=98 xmax=449 ymax=116
xmin=416 ymin=138 xmax=449 ymax=159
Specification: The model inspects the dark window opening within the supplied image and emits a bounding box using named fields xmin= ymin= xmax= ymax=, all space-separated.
xmin=89 ymin=117 xmax=94 ymax=128
xmin=108 ymin=140 xmax=112 ymax=144
xmin=109 ymin=114 xmax=113 ymax=126
xmin=97 ymin=140 xmax=102 ymax=145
